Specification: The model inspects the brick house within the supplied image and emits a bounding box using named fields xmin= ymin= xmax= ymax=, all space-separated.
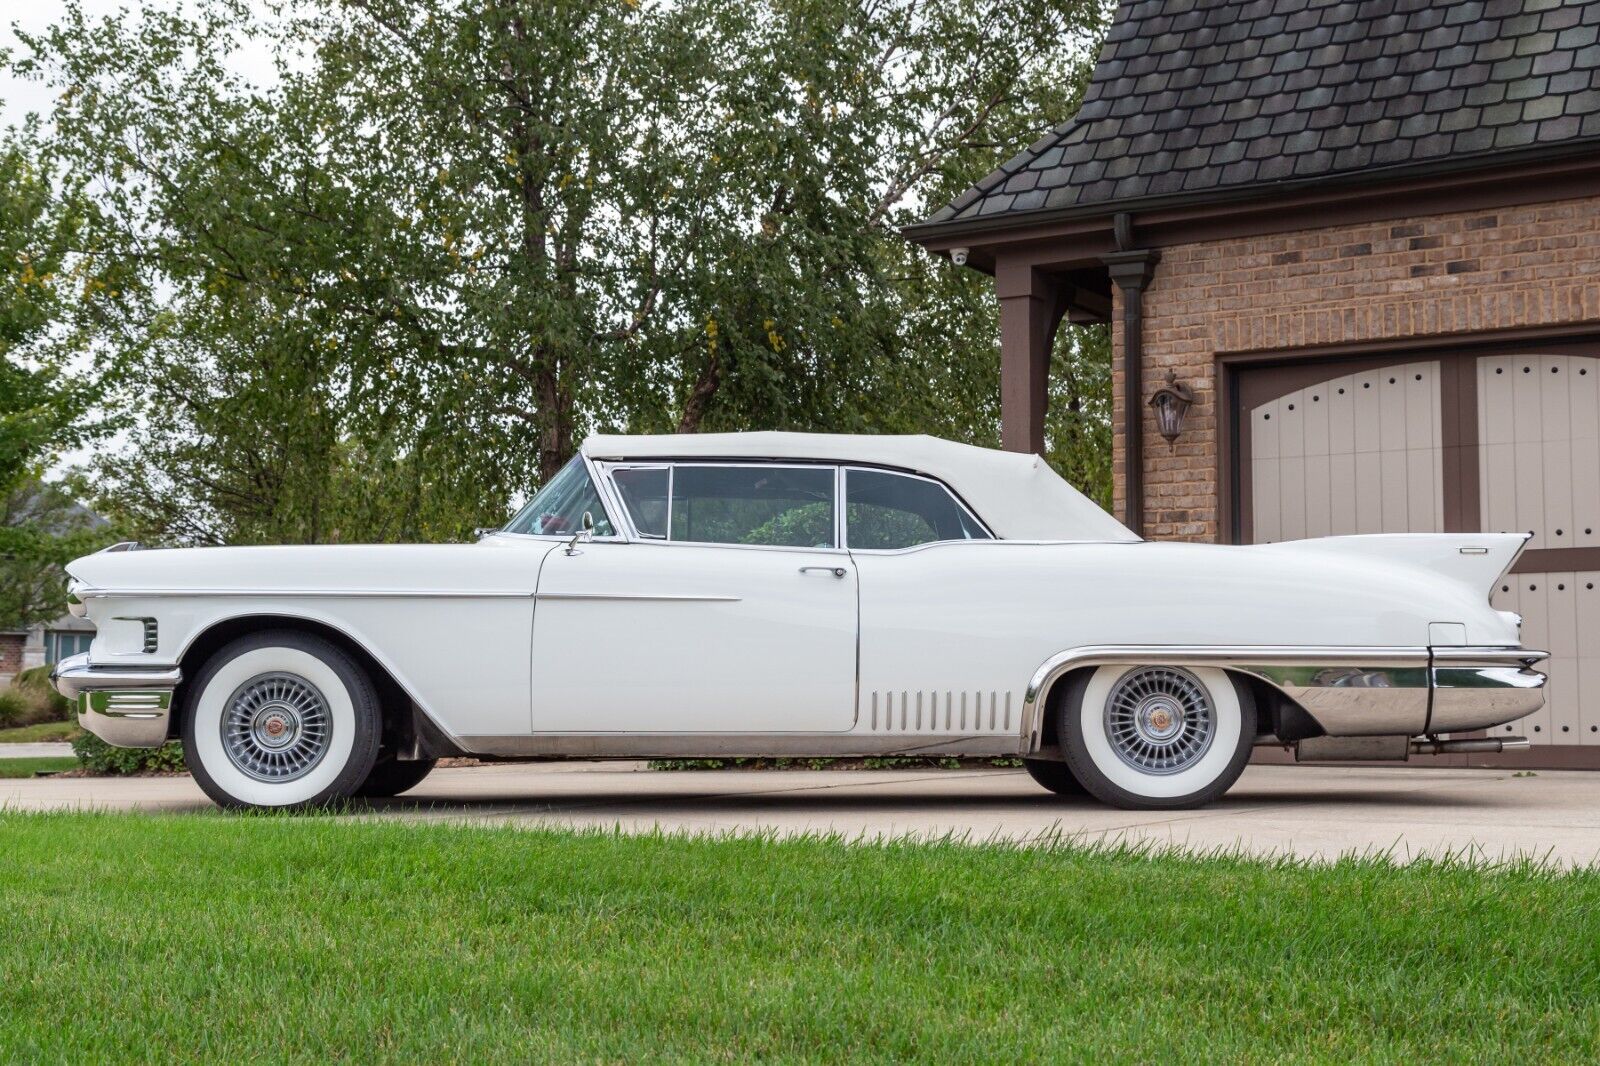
xmin=0 ymin=490 xmax=104 ymax=689
xmin=0 ymin=618 xmax=95 ymax=689
xmin=907 ymin=0 xmax=1600 ymax=766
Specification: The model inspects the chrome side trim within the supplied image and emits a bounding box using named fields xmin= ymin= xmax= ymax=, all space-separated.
xmin=75 ymin=588 xmax=534 ymax=600
xmin=457 ymin=732 xmax=1023 ymax=759
xmin=1021 ymin=645 xmax=1435 ymax=751
xmin=1432 ymin=646 xmax=1548 ymax=666
xmin=534 ymin=592 xmax=742 ymax=603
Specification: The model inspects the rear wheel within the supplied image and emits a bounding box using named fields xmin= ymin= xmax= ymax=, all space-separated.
xmin=354 ymin=757 xmax=437 ymax=798
xmin=1057 ymin=664 xmax=1256 ymax=810
xmin=1022 ymin=757 xmax=1088 ymax=796
xmin=182 ymin=630 xmax=383 ymax=810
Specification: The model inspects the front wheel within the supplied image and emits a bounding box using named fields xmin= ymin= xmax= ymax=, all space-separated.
xmin=182 ymin=630 xmax=383 ymax=810
xmin=1057 ymin=664 xmax=1256 ymax=810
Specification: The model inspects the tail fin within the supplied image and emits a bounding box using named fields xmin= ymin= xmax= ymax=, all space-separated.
xmin=1268 ymin=533 xmax=1530 ymax=597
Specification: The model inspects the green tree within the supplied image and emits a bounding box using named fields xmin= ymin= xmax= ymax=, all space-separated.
xmin=0 ymin=129 xmax=115 ymax=625
xmin=20 ymin=0 xmax=1113 ymax=546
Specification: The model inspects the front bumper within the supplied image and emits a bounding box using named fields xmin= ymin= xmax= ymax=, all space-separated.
xmin=50 ymin=653 xmax=182 ymax=749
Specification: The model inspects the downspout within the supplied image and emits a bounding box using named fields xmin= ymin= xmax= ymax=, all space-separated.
xmin=1103 ymin=213 xmax=1159 ymax=537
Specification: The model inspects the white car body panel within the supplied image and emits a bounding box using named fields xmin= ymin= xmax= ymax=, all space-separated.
xmin=531 ymin=541 xmax=858 ymax=733
xmin=55 ymin=432 xmax=1545 ymax=760
xmin=67 ymin=540 xmax=542 ymax=738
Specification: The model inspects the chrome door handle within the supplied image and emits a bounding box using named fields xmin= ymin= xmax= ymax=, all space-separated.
xmin=799 ymin=566 xmax=848 ymax=578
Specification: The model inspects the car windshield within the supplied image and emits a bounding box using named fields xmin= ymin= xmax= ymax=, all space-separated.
xmin=504 ymin=456 xmax=614 ymax=536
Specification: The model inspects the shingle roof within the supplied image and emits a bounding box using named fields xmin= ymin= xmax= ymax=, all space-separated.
xmin=920 ymin=0 xmax=1600 ymax=229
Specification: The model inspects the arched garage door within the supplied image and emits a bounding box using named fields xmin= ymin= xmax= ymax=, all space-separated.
xmin=1235 ymin=345 xmax=1600 ymax=764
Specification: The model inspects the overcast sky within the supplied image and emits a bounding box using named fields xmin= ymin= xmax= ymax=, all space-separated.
xmin=3 ymin=1 xmax=280 ymax=131
xmin=3 ymin=1 xmax=112 ymax=129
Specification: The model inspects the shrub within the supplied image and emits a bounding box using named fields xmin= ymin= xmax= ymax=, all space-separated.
xmin=14 ymin=665 xmax=74 ymax=722
xmin=0 ymin=689 xmax=26 ymax=728
xmin=71 ymin=732 xmax=186 ymax=775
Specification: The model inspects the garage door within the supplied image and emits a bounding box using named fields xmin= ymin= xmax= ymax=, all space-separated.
xmin=1477 ymin=353 xmax=1600 ymax=749
xmin=1238 ymin=347 xmax=1600 ymax=763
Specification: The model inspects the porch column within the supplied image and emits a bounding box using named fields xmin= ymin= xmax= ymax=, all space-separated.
xmin=995 ymin=263 xmax=1063 ymax=456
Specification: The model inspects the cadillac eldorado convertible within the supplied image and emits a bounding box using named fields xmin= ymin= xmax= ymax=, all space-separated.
xmin=53 ymin=432 xmax=1546 ymax=810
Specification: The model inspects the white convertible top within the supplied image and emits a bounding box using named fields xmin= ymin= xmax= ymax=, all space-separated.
xmin=581 ymin=432 xmax=1139 ymax=543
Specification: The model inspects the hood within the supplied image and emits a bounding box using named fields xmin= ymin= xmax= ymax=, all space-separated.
xmin=65 ymin=539 xmax=537 ymax=597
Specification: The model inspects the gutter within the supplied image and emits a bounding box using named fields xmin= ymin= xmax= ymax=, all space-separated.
xmin=900 ymin=138 xmax=1600 ymax=245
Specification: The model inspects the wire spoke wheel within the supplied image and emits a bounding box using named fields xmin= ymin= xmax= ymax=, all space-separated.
xmin=221 ymin=672 xmax=333 ymax=783
xmin=1103 ymin=666 xmax=1215 ymax=776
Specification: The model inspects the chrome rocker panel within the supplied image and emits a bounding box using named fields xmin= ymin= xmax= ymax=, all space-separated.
xmin=51 ymin=652 xmax=182 ymax=749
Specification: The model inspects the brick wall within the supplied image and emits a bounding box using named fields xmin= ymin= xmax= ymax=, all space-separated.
xmin=1111 ymin=195 xmax=1600 ymax=541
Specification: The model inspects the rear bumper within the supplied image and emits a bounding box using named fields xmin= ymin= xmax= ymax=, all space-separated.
xmin=50 ymin=652 xmax=181 ymax=749
xmin=1236 ymin=646 xmax=1546 ymax=737
xmin=1428 ymin=647 xmax=1548 ymax=733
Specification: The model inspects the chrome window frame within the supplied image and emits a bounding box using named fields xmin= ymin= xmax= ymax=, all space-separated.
xmin=596 ymin=460 xmax=844 ymax=552
xmin=599 ymin=462 xmax=672 ymax=541
xmin=840 ymin=465 xmax=995 ymax=552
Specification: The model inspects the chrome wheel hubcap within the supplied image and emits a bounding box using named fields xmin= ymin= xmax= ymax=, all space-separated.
xmin=1104 ymin=666 xmax=1215 ymax=775
xmin=222 ymin=673 xmax=331 ymax=782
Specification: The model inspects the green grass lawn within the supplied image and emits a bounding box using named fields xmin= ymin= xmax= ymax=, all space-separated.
xmin=0 ymin=720 xmax=79 ymax=743
xmin=0 ymin=756 xmax=77 ymax=778
xmin=1 ymin=814 xmax=1597 ymax=1062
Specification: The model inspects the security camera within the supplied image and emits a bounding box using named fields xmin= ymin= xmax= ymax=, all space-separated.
xmin=950 ymin=246 xmax=970 ymax=267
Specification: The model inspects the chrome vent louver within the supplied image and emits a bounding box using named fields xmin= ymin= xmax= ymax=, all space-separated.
xmin=113 ymin=616 xmax=159 ymax=654
xmin=868 ymin=690 xmax=1014 ymax=733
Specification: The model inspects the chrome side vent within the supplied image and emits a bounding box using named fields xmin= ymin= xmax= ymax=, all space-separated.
xmin=868 ymin=690 xmax=1014 ymax=733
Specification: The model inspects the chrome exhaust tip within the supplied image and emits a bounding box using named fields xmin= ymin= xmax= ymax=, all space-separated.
xmin=1410 ymin=736 xmax=1530 ymax=756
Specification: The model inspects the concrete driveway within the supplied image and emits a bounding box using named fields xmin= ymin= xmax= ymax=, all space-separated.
xmin=6 ymin=761 xmax=1600 ymax=865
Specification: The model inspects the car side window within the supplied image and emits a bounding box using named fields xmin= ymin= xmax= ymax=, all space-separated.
xmin=504 ymin=455 xmax=615 ymax=537
xmin=669 ymin=465 xmax=835 ymax=548
xmin=845 ymin=468 xmax=991 ymax=549
xmin=611 ymin=466 xmax=669 ymax=539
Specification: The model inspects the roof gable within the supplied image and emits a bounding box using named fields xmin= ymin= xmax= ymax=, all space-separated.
xmin=921 ymin=0 xmax=1600 ymax=228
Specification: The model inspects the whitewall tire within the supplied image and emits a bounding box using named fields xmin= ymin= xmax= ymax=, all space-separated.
xmin=1057 ymin=664 xmax=1256 ymax=810
xmin=182 ymin=630 xmax=383 ymax=810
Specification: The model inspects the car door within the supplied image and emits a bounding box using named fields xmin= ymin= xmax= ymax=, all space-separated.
xmin=530 ymin=462 xmax=859 ymax=733
xmin=842 ymin=467 xmax=1025 ymax=735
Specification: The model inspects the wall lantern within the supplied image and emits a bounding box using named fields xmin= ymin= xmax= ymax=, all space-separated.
xmin=1148 ymin=370 xmax=1195 ymax=447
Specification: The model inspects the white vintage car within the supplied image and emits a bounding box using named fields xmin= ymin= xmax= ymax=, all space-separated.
xmin=53 ymin=432 xmax=1546 ymax=811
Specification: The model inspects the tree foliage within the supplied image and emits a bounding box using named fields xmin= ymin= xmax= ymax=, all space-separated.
xmin=18 ymin=0 xmax=1114 ymax=546
xmin=0 ymin=128 xmax=118 ymax=625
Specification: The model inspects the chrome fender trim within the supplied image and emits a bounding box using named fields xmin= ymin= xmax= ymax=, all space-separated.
xmin=1023 ymin=645 xmax=1432 ymax=752
xmin=1021 ymin=645 xmax=1549 ymax=752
